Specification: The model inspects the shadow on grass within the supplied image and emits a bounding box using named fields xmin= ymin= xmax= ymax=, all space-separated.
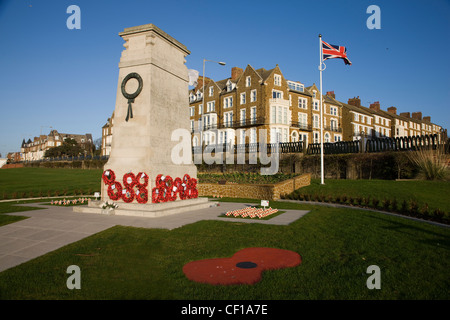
xmin=366 ymin=214 xmax=450 ymax=250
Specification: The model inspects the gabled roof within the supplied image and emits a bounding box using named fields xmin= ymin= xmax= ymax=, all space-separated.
xmin=339 ymin=101 xmax=373 ymax=116
xmin=255 ymin=67 xmax=276 ymax=82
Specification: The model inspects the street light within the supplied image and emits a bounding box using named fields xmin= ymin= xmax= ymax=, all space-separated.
xmin=201 ymin=59 xmax=226 ymax=147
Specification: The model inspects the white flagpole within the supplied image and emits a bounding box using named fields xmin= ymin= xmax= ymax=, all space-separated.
xmin=319 ymin=34 xmax=325 ymax=185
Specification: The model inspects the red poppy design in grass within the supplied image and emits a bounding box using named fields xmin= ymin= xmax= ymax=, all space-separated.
xmin=183 ymin=247 xmax=301 ymax=285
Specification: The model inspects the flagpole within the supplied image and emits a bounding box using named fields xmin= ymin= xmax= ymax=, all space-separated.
xmin=319 ymin=34 xmax=325 ymax=185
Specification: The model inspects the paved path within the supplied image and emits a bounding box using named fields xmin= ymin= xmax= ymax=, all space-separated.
xmin=0 ymin=201 xmax=309 ymax=272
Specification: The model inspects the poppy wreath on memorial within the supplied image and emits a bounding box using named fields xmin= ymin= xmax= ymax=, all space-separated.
xmin=122 ymin=172 xmax=137 ymax=203
xmin=107 ymin=182 xmax=122 ymax=201
xmin=102 ymin=169 xmax=116 ymax=185
xmin=135 ymin=172 xmax=149 ymax=204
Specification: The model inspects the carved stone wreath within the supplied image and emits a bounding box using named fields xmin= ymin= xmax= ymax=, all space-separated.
xmin=121 ymin=72 xmax=143 ymax=121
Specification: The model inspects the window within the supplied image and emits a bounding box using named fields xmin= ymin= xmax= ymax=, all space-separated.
xmin=313 ymin=131 xmax=319 ymax=143
xmin=240 ymin=93 xmax=246 ymax=105
xmin=209 ymin=86 xmax=214 ymax=96
xmin=207 ymin=101 xmax=215 ymax=112
xmin=313 ymin=91 xmax=317 ymax=98
xmin=298 ymin=98 xmax=307 ymax=109
xmin=298 ymin=113 xmax=308 ymax=128
xmin=313 ymin=114 xmax=320 ymax=128
xmin=224 ymin=97 xmax=233 ymax=108
xmin=190 ymin=120 xmax=194 ymax=132
xmin=199 ymin=104 xmax=203 ymax=115
xmin=246 ymin=76 xmax=251 ymax=87
xmin=274 ymin=74 xmax=281 ymax=86
xmin=272 ymin=90 xmax=282 ymax=99
xmin=250 ymin=128 xmax=257 ymax=144
xmin=240 ymin=109 xmax=246 ymax=126
xmin=283 ymin=108 xmax=287 ymax=125
xmin=313 ymin=101 xmax=319 ymax=111
xmin=250 ymin=107 xmax=256 ymax=124
xmin=330 ymin=119 xmax=338 ymax=131
xmin=189 ymin=106 xmax=195 ymax=117
xmin=288 ymin=81 xmax=304 ymax=92
xmin=334 ymin=135 xmax=342 ymax=142
xmin=224 ymin=111 xmax=233 ymax=127
xmin=240 ymin=129 xmax=246 ymax=144
xmin=330 ymin=106 xmax=337 ymax=116
xmin=250 ymin=89 xmax=257 ymax=102
xmin=354 ymin=113 xmax=359 ymax=122
xmin=324 ymin=133 xmax=330 ymax=143
xmin=271 ymin=106 xmax=276 ymax=124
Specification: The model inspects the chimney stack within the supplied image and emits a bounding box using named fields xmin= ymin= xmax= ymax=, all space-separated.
xmin=326 ymin=91 xmax=335 ymax=98
xmin=231 ymin=67 xmax=244 ymax=80
xmin=195 ymin=76 xmax=211 ymax=91
xmin=348 ymin=96 xmax=361 ymax=107
xmin=387 ymin=106 xmax=397 ymax=115
xmin=423 ymin=116 xmax=431 ymax=123
xmin=369 ymin=101 xmax=381 ymax=112
xmin=412 ymin=112 xmax=422 ymax=120
xmin=400 ymin=112 xmax=410 ymax=118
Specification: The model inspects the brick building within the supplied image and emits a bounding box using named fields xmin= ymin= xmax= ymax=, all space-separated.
xmin=189 ymin=64 xmax=344 ymax=148
xmin=102 ymin=64 xmax=444 ymax=152
xmin=101 ymin=111 xmax=114 ymax=157
xmin=21 ymin=129 xmax=93 ymax=161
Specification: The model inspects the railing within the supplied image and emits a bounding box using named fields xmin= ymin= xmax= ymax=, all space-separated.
xmin=306 ymin=133 xmax=446 ymax=155
xmin=20 ymin=155 xmax=110 ymax=163
xmin=290 ymin=122 xmax=312 ymax=131
xmin=306 ymin=141 xmax=360 ymax=155
xmin=193 ymin=141 xmax=305 ymax=155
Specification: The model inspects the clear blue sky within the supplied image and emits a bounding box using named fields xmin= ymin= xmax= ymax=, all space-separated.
xmin=0 ymin=0 xmax=449 ymax=157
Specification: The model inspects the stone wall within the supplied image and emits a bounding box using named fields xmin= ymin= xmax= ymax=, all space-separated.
xmin=198 ymin=173 xmax=311 ymax=200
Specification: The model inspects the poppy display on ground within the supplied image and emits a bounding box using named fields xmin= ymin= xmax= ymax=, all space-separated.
xmin=183 ymin=247 xmax=301 ymax=285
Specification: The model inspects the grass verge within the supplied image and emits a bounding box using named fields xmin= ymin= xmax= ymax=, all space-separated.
xmin=0 ymin=200 xmax=448 ymax=300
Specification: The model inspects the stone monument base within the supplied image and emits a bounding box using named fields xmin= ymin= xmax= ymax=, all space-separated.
xmin=73 ymin=197 xmax=214 ymax=218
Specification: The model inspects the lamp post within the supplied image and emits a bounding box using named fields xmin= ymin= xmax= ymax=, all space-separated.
xmin=201 ymin=59 xmax=226 ymax=148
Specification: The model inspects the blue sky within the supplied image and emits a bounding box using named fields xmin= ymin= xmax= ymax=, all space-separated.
xmin=0 ymin=0 xmax=449 ymax=157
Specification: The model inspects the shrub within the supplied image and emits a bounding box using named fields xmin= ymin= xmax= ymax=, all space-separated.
xmin=407 ymin=147 xmax=449 ymax=180
xmin=382 ymin=199 xmax=391 ymax=211
xmin=356 ymin=196 xmax=363 ymax=206
xmin=372 ymin=198 xmax=380 ymax=209
xmin=400 ymin=200 xmax=408 ymax=214
xmin=409 ymin=200 xmax=419 ymax=216
xmin=341 ymin=195 xmax=347 ymax=204
xmin=391 ymin=198 xmax=398 ymax=212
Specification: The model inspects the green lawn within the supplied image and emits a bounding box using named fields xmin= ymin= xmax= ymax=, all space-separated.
xmin=0 ymin=169 xmax=449 ymax=300
xmin=0 ymin=167 xmax=102 ymax=200
xmin=291 ymin=178 xmax=450 ymax=213
xmin=0 ymin=200 xmax=449 ymax=300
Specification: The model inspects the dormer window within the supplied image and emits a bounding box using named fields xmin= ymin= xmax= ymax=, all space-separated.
xmin=196 ymin=90 xmax=203 ymax=100
xmin=226 ymin=80 xmax=235 ymax=92
xmin=189 ymin=93 xmax=195 ymax=103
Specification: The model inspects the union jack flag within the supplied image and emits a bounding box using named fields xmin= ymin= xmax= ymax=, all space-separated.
xmin=322 ymin=40 xmax=352 ymax=65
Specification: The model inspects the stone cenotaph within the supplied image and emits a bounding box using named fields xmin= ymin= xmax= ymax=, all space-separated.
xmin=76 ymin=24 xmax=211 ymax=217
